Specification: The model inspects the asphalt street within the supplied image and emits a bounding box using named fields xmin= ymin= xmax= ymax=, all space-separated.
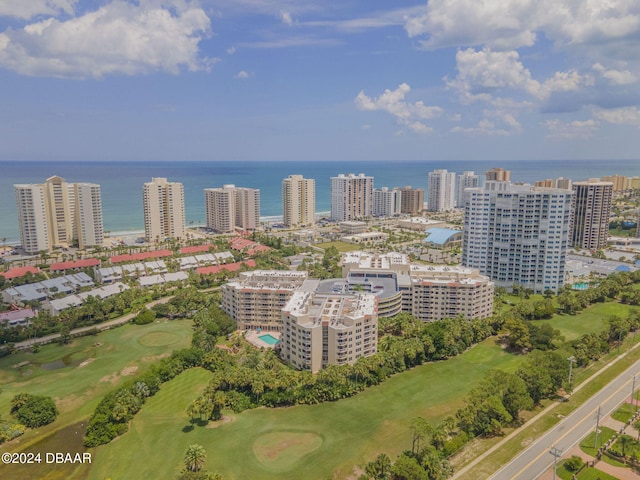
xmin=490 ymin=358 xmax=640 ymax=480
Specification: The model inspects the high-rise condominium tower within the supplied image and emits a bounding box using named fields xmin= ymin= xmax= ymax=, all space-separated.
xmin=143 ymin=177 xmax=185 ymax=242
xmin=330 ymin=173 xmax=374 ymax=221
xmin=456 ymin=171 xmax=480 ymax=208
xmin=569 ymin=180 xmax=613 ymax=250
xmin=372 ymin=187 xmax=402 ymax=217
xmin=485 ymin=167 xmax=511 ymax=182
xmin=14 ymin=176 xmax=104 ymax=254
xmin=462 ymin=181 xmax=573 ymax=293
xmin=399 ymin=186 xmax=424 ymax=215
xmin=205 ymin=185 xmax=260 ymax=233
xmin=427 ymin=169 xmax=456 ymax=212
xmin=282 ymin=175 xmax=315 ymax=228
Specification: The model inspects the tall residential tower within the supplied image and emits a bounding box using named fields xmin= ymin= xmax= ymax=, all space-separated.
xmin=330 ymin=173 xmax=374 ymax=221
xmin=282 ymin=175 xmax=315 ymax=228
xmin=14 ymin=176 xmax=104 ymax=254
xmin=205 ymin=185 xmax=260 ymax=233
xmin=462 ymin=181 xmax=573 ymax=293
xmin=142 ymin=177 xmax=185 ymax=242
xmin=569 ymin=180 xmax=613 ymax=250
xmin=427 ymin=169 xmax=456 ymax=211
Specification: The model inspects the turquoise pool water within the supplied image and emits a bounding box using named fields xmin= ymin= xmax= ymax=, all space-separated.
xmin=259 ymin=334 xmax=279 ymax=345
xmin=572 ymin=282 xmax=589 ymax=290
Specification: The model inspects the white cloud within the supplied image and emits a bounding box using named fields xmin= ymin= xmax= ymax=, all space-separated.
xmin=594 ymin=106 xmax=640 ymax=126
xmin=227 ymin=46 xmax=237 ymax=55
xmin=0 ymin=0 xmax=77 ymax=20
xmin=0 ymin=0 xmax=213 ymax=78
xmin=280 ymin=10 xmax=294 ymax=26
xmin=542 ymin=118 xmax=599 ymax=139
xmin=355 ymin=83 xmax=442 ymax=134
xmin=234 ymin=70 xmax=253 ymax=79
xmin=452 ymin=119 xmax=511 ymax=136
xmin=447 ymin=48 xmax=539 ymax=97
xmin=238 ymin=36 xmax=341 ymax=49
xmin=405 ymin=0 xmax=640 ymax=53
xmin=406 ymin=0 xmax=538 ymax=50
xmin=592 ymin=63 xmax=637 ymax=85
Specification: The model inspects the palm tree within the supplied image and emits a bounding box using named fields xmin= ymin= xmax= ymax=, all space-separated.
xmin=618 ymin=435 xmax=633 ymax=457
xmin=183 ymin=444 xmax=206 ymax=472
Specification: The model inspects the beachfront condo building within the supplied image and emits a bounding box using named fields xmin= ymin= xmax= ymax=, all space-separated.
xmin=330 ymin=173 xmax=374 ymax=221
xmin=456 ymin=171 xmax=480 ymax=208
xmin=280 ymin=291 xmax=378 ymax=373
xmin=142 ymin=177 xmax=185 ymax=242
xmin=601 ymin=174 xmax=630 ymax=191
xmin=485 ymin=167 xmax=511 ymax=182
xmin=282 ymin=175 xmax=315 ymax=228
xmin=372 ymin=187 xmax=402 ymax=217
xmin=399 ymin=186 xmax=424 ymax=215
xmin=427 ymin=169 xmax=456 ymax=212
xmin=205 ymin=184 xmax=261 ymax=233
xmin=462 ymin=181 xmax=573 ymax=293
xmin=569 ymin=180 xmax=613 ymax=251
xmin=14 ymin=176 xmax=104 ymax=254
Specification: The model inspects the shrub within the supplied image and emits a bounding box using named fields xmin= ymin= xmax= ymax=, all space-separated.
xmin=11 ymin=394 xmax=58 ymax=428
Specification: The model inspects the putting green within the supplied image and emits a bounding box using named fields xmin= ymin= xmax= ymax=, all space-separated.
xmin=253 ymin=432 xmax=323 ymax=472
xmin=137 ymin=331 xmax=181 ymax=347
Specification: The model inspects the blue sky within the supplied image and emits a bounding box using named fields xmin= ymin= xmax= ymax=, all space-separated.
xmin=0 ymin=0 xmax=639 ymax=162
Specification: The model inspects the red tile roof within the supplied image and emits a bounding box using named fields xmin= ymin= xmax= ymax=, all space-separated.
xmin=50 ymin=258 xmax=100 ymax=271
xmin=179 ymin=244 xmax=217 ymax=254
xmin=229 ymin=237 xmax=270 ymax=255
xmin=0 ymin=266 xmax=40 ymax=279
xmin=196 ymin=260 xmax=256 ymax=275
xmin=109 ymin=249 xmax=173 ymax=264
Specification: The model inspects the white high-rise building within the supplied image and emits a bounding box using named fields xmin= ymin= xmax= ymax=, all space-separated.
xmin=372 ymin=187 xmax=402 ymax=217
xmin=462 ymin=181 xmax=573 ymax=293
xmin=14 ymin=176 xmax=104 ymax=254
xmin=142 ymin=177 xmax=185 ymax=242
xmin=205 ymin=185 xmax=260 ymax=233
xmin=456 ymin=171 xmax=480 ymax=208
xmin=282 ymin=175 xmax=315 ymax=228
xmin=330 ymin=173 xmax=374 ymax=221
xmin=14 ymin=184 xmax=49 ymax=254
xmin=74 ymin=183 xmax=104 ymax=250
xmin=427 ymin=169 xmax=456 ymax=212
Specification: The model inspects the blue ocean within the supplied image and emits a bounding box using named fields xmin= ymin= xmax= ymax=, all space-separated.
xmin=0 ymin=160 xmax=638 ymax=244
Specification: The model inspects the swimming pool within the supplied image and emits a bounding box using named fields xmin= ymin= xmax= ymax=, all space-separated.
xmin=259 ymin=334 xmax=279 ymax=345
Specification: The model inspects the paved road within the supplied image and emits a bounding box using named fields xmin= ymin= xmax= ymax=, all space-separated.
xmin=14 ymin=296 xmax=174 ymax=350
xmin=490 ymin=359 xmax=640 ymax=480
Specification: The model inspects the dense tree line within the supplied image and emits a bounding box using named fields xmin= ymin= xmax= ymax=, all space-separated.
xmin=186 ymin=315 xmax=500 ymax=422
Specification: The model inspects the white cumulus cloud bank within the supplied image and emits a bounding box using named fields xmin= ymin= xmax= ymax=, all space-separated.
xmin=0 ymin=0 xmax=213 ymax=78
xmin=0 ymin=0 xmax=77 ymax=20
xmin=355 ymin=83 xmax=442 ymax=134
xmin=405 ymin=0 xmax=640 ymax=54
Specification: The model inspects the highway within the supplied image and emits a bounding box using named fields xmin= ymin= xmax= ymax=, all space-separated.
xmin=490 ymin=358 xmax=640 ymax=480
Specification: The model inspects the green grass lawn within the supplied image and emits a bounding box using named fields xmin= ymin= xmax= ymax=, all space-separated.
xmin=315 ymin=241 xmax=362 ymax=252
xmin=580 ymin=426 xmax=616 ymax=457
xmin=577 ymin=467 xmax=620 ymax=479
xmin=611 ymin=404 xmax=635 ymax=424
xmin=0 ymin=319 xmax=193 ymax=430
xmin=538 ymin=302 xmax=638 ymax=341
xmin=87 ymin=338 xmax=523 ymax=480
